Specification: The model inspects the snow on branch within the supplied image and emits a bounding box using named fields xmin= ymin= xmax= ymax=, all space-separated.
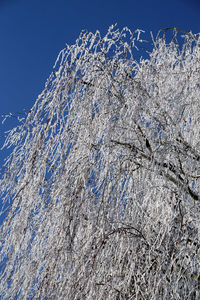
xmin=0 ymin=26 xmax=200 ymax=299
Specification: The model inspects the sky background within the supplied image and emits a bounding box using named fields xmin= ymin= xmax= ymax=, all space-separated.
xmin=0 ymin=0 xmax=200 ymax=221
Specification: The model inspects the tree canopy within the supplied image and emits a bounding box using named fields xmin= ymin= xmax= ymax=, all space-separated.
xmin=0 ymin=26 xmax=200 ymax=299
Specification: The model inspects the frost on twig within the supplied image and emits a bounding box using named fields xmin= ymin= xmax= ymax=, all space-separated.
xmin=0 ymin=26 xmax=200 ymax=299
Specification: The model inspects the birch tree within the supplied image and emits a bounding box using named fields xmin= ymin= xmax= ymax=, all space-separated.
xmin=0 ymin=26 xmax=200 ymax=299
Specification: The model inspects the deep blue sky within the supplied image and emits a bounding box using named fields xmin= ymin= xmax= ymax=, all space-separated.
xmin=0 ymin=0 xmax=200 ymax=123
xmin=0 ymin=0 xmax=199 ymax=216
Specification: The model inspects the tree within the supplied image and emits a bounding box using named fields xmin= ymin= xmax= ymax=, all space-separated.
xmin=0 ymin=26 xmax=199 ymax=299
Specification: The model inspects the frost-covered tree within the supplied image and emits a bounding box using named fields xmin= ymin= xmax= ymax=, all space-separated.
xmin=0 ymin=26 xmax=200 ymax=299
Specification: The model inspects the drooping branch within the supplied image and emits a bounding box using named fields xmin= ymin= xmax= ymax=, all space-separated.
xmin=0 ymin=26 xmax=200 ymax=300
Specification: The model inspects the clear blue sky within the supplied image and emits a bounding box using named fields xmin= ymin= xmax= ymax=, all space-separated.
xmin=0 ymin=0 xmax=199 ymax=215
